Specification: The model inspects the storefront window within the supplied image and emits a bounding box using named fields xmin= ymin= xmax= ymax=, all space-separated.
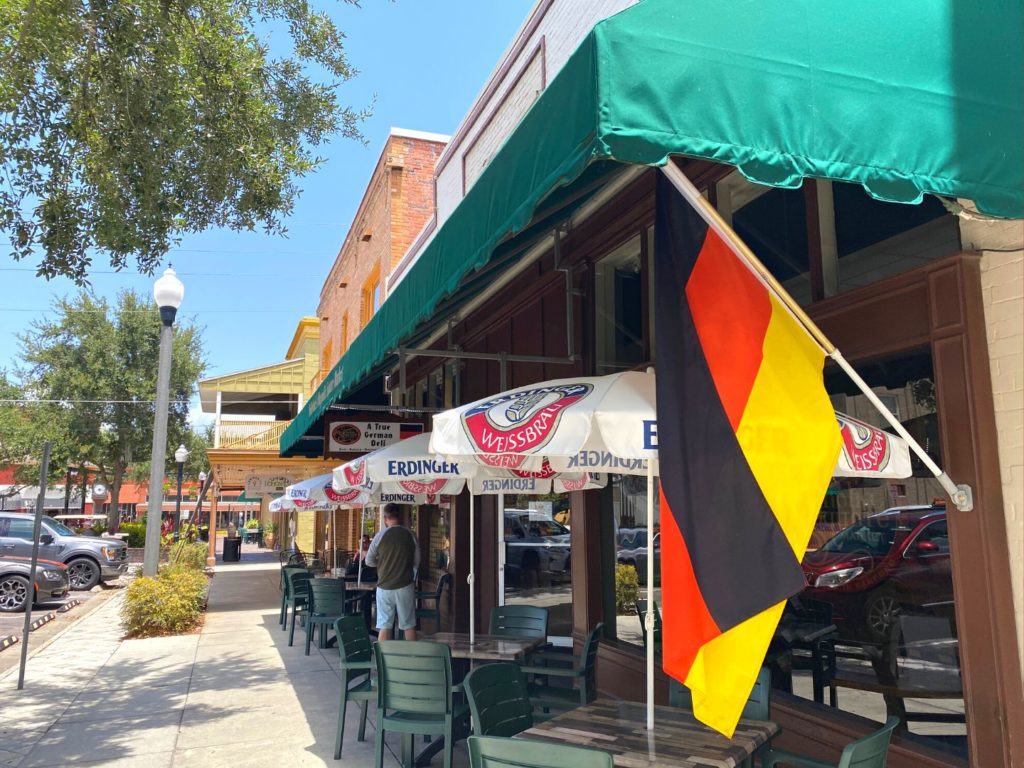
xmin=595 ymin=236 xmax=645 ymax=375
xmin=832 ymin=184 xmax=960 ymax=293
xmin=774 ymin=351 xmax=966 ymax=759
xmin=604 ymin=475 xmax=660 ymax=649
xmin=501 ymin=494 xmax=573 ymax=638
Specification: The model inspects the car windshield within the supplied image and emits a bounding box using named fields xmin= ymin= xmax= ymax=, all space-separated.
xmin=513 ymin=517 xmax=566 ymax=537
xmin=819 ymin=518 xmax=909 ymax=557
xmin=43 ymin=519 xmax=77 ymax=536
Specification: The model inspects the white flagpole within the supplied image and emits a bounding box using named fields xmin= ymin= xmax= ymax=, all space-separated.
xmin=468 ymin=492 xmax=476 ymax=644
xmin=357 ymin=507 xmax=365 ymax=586
xmin=646 ymin=460 xmax=655 ymax=730
xmin=659 ymin=163 xmax=973 ymax=512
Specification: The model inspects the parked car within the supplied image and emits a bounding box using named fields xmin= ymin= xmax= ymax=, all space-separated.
xmin=0 ymin=512 xmax=128 ymax=590
xmin=616 ymin=528 xmax=660 ymax=585
xmin=504 ymin=509 xmax=571 ymax=588
xmin=800 ymin=505 xmax=952 ymax=641
xmin=0 ymin=555 xmax=70 ymax=612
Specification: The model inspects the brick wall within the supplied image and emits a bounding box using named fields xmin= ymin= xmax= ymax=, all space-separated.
xmin=968 ymin=213 xmax=1024 ymax=677
xmin=317 ymin=132 xmax=446 ymax=373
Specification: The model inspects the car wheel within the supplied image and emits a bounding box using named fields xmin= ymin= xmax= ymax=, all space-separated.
xmin=864 ymin=588 xmax=901 ymax=641
xmin=0 ymin=574 xmax=30 ymax=612
xmin=67 ymin=558 xmax=101 ymax=590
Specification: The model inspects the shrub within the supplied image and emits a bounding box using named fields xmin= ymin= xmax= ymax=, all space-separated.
xmin=121 ymin=565 xmax=208 ymax=638
xmin=168 ymin=540 xmax=207 ymax=571
xmin=244 ymin=518 xmax=261 ymax=529
xmin=120 ymin=522 xmax=146 ymax=548
xmin=89 ymin=522 xmax=108 ymax=536
xmin=264 ymin=521 xmax=278 ymax=534
xmin=615 ymin=563 xmax=640 ymax=614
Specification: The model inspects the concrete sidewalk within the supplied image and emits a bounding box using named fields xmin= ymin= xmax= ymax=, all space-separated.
xmin=0 ymin=554 xmax=461 ymax=767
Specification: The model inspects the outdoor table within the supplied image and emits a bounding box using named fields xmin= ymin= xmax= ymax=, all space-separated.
xmin=518 ymin=698 xmax=779 ymax=768
xmin=425 ymin=631 xmax=545 ymax=663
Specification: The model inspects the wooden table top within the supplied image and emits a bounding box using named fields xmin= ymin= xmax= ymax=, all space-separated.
xmin=519 ymin=698 xmax=779 ymax=768
xmin=424 ymin=632 xmax=545 ymax=662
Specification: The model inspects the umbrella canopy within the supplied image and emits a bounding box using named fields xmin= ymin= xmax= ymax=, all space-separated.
xmin=431 ymin=371 xmax=911 ymax=480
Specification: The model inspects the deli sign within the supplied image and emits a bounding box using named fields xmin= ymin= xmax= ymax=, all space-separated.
xmin=326 ymin=420 xmax=423 ymax=455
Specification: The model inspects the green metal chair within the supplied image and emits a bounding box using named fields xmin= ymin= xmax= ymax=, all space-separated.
xmin=284 ymin=569 xmax=313 ymax=646
xmin=636 ymin=599 xmax=662 ymax=655
xmin=762 ymin=716 xmax=900 ymax=768
xmin=488 ymin=605 xmax=549 ymax=640
xmin=374 ymin=639 xmax=469 ymax=768
xmin=416 ymin=572 xmax=451 ymax=632
xmin=332 ymin=616 xmax=376 ymax=759
xmin=463 ymin=662 xmax=534 ymax=737
xmin=304 ymin=577 xmax=348 ymax=656
xmin=520 ymin=623 xmax=603 ymax=712
xmin=468 ymin=735 xmax=614 ymax=768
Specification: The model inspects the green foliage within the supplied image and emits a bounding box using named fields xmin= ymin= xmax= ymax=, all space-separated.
xmin=168 ymin=540 xmax=207 ymax=571
xmin=1 ymin=0 xmax=369 ymax=282
xmin=264 ymin=521 xmax=278 ymax=534
xmin=121 ymin=564 xmax=208 ymax=638
xmin=244 ymin=518 xmax=261 ymax=529
xmin=15 ymin=290 xmax=206 ymax=525
xmin=615 ymin=563 xmax=639 ymax=615
xmin=119 ymin=522 xmax=146 ymax=548
xmin=89 ymin=522 xmax=108 ymax=536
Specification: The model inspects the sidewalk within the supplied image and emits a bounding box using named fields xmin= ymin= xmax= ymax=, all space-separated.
xmin=0 ymin=552 xmax=459 ymax=767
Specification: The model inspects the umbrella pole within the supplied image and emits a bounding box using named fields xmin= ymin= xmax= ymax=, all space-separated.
xmin=468 ymin=492 xmax=475 ymax=644
xmin=646 ymin=461 xmax=655 ymax=730
xmin=357 ymin=507 xmax=365 ymax=586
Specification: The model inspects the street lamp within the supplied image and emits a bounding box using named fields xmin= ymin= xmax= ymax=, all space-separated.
xmin=143 ymin=267 xmax=184 ymax=576
xmin=173 ymin=444 xmax=189 ymax=541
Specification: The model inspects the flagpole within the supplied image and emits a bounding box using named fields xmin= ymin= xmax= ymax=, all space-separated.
xmin=659 ymin=163 xmax=973 ymax=512
xmin=646 ymin=460 xmax=655 ymax=730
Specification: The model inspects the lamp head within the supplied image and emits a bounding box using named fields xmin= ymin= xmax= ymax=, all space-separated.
xmin=174 ymin=444 xmax=189 ymax=464
xmin=154 ymin=267 xmax=184 ymax=325
xmin=199 ymin=470 xmax=207 ymax=485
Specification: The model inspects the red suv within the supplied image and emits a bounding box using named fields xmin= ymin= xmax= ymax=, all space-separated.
xmin=800 ymin=505 xmax=952 ymax=641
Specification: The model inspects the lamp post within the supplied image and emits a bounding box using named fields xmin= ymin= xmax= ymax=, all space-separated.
xmin=196 ymin=470 xmax=207 ymax=534
xmin=173 ymin=444 xmax=189 ymax=541
xmin=143 ymin=267 xmax=184 ymax=576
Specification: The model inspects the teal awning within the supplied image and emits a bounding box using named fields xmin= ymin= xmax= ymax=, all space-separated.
xmin=282 ymin=0 xmax=1023 ymax=455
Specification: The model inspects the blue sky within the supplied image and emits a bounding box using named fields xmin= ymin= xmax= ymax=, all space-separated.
xmin=0 ymin=0 xmax=535 ymax=425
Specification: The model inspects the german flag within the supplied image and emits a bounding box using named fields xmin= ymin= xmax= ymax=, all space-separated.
xmin=654 ymin=172 xmax=841 ymax=736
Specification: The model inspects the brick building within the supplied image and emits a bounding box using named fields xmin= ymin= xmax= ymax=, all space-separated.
xmin=316 ymin=129 xmax=449 ymax=384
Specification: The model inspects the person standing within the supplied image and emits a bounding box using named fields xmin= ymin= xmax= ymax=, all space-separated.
xmin=365 ymin=503 xmax=421 ymax=640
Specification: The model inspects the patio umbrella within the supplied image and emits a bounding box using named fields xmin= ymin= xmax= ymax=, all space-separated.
xmin=334 ymin=434 xmax=601 ymax=643
xmin=431 ymin=370 xmax=913 ymax=729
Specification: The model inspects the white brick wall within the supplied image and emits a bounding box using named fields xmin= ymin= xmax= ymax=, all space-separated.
xmin=399 ymin=0 xmax=637 ymax=284
xmin=973 ymin=211 xmax=1024 ymax=678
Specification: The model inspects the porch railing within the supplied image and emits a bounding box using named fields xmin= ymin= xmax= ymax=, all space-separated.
xmin=217 ymin=420 xmax=291 ymax=451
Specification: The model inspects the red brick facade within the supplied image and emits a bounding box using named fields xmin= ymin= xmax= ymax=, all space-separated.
xmin=317 ymin=131 xmax=447 ymax=375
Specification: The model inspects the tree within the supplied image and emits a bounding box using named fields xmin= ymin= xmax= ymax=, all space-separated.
xmin=17 ymin=290 xmax=206 ymax=527
xmin=1 ymin=0 xmax=368 ymax=282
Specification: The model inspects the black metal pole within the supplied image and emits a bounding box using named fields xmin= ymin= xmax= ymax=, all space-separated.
xmin=173 ymin=461 xmax=184 ymax=541
xmin=79 ymin=465 xmax=87 ymax=515
xmin=62 ymin=466 xmax=72 ymax=515
xmin=19 ymin=442 xmax=52 ymax=690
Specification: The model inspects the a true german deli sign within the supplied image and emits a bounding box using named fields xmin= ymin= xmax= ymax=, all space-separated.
xmin=326 ymin=420 xmax=422 ymax=454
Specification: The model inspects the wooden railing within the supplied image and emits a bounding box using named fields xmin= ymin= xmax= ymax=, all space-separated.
xmin=217 ymin=420 xmax=291 ymax=451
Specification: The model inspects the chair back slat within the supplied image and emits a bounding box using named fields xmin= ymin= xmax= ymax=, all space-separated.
xmin=841 ymin=717 xmax=900 ymax=768
xmin=468 ymin=735 xmax=613 ymax=768
xmin=376 ymin=640 xmax=453 ymax=716
xmin=740 ymin=666 xmax=772 ymax=721
xmin=488 ymin=606 xmax=548 ymax=639
xmin=308 ymin=578 xmax=347 ymax=616
xmin=464 ymin=662 xmax=533 ymax=737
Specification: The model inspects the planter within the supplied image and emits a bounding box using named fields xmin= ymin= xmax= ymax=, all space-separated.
xmin=264 ymin=533 xmax=276 ymax=550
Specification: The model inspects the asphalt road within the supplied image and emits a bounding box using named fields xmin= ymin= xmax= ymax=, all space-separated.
xmin=0 ymin=572 xmax=132 ymax=676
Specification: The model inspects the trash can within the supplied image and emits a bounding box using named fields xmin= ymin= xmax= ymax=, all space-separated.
xmin=253 ymin=529 xmax=264 ymax=548
xmin=198 ymin=526 xmax=209 ymax=543
xmin=222 ymin=536 xmax=242 ymax=562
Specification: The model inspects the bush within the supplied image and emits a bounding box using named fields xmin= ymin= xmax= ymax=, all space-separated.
xmin=615 ymin=563 xmax=640 ymax=614
xmin=89 ymin=522 xmax=108 ymax=536
xmin=244 ymin=518 xmax=261 ymax=529
xmin=120 ymin=522 xmax=146 ymax=548
xmin=121 ymin=565 xmax=208 ymax=638
xmin=168 ymin=540 xmax=207 ymax=571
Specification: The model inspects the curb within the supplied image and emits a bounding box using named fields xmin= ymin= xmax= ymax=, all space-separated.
xmin=0 ymin=635 xmax=17 ymax=652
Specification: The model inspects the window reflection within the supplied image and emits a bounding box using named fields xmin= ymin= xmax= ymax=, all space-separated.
xmin=770 ymin=352 xmax=965 ymax=759
xmin=607 ymin=475 xmax=660 ymax=649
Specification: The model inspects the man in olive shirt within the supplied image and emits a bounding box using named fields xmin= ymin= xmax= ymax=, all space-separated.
xmin=365 ymin=504 xmax=421 ymax=640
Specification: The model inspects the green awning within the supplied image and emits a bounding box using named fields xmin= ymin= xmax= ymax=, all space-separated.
xmin=282 ymin=0 xmax=1022 ymax=455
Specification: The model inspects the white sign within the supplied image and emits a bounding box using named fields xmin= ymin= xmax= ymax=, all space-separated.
xmin=327 ymin=421 xmax=418 ymax=454
xmin=244 ymin=473 xmax=294 ymax=497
